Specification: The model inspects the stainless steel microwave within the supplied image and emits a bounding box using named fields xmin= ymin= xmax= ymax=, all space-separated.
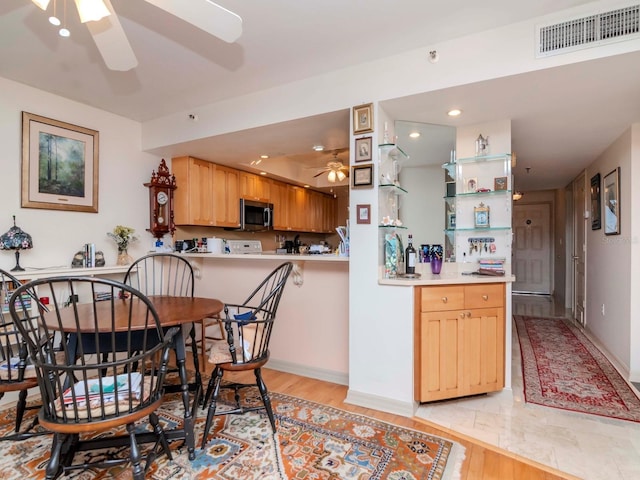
xmin=239 ymin=198 xmax=273 ymax=231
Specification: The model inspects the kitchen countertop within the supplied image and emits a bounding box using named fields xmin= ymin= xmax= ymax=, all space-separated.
xmin=180 ymin=252 xmax=349 ymax=262
xmin=378 ymin=263 xmax=515 ymax=286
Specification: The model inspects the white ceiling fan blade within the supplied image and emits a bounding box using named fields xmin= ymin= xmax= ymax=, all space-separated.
xmin=85 ymin=0 xmax=138 ymax=71
xmin=144 ymin=0 xmax=242 ymax=43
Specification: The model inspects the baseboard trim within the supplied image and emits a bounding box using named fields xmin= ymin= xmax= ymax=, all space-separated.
xmin=344 ymin=389 xmax=416 ymax=418
xmin=268 ymin=359 xmax=348 ymax=386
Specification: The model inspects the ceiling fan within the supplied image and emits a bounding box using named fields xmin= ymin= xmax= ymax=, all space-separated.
xmin=314 ymin=151 xmax=349 ymax=183
xmin=31 ymin=0 xmax=243 ymax=71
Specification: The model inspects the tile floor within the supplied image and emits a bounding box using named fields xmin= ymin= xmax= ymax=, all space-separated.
xmin=416 ymin=293 xmax=640 ymax=480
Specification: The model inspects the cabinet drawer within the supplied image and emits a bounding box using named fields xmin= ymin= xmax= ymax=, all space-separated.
xmin=464 ymin=283 xmax=503 ymax=309
xmin=420 ymin=286 xmax=464 ymax=312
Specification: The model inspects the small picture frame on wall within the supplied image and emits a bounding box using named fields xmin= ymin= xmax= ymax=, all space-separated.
xmin=590 ymin=172 xmax=601 ymax=230
xmin=352 ymin=164 xmax=373 ymax=187
xmin=494 ymin=176 xmax=508 ymax=191
xmin=474 ymin=203 xmax=490 ymax=228
xmin=355 ymin=136 xmax=372 ymax=162
xmin=356 ymin=204 xmax=371 ymax=224
xmin=352 ymin=103 xmax=373 ymax=134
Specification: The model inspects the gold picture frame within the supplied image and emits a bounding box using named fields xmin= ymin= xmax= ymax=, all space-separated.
xmin=352 ymin=103 xmax=373 ymax=134
xmin=22 ymin=112 xmax=99 ymax=213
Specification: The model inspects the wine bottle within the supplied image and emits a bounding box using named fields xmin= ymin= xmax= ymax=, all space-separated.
xmin=405 ymin=234 xmax=416 ymax=275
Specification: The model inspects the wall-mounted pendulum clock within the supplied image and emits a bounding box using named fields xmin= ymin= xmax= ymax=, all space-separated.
xmin=145 ymin=159 xmax=177 ymax=239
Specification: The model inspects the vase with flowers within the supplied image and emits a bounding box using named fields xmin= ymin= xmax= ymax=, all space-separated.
xmin=107 ymin=225 xmax=137 ymax=265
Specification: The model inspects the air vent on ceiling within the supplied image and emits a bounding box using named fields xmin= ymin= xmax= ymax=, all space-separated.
xmin=537 ymin=3 xmax=639 ymax=57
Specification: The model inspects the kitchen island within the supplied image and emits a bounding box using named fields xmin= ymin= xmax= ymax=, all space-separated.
xmin=181 ymin=252 xmax=349 ymax=385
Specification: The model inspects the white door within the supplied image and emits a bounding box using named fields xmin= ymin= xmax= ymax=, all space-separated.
xmin=572 ymin=173 xmax=587 ymax=326
xmin=513 ymin=203 xmax=552 ymax=294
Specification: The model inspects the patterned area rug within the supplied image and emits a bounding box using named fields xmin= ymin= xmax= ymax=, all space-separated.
xmin=0 ymin=390 xmax=464 ymax=479
xmin=515 ymin=315 xmax=640 ymax=422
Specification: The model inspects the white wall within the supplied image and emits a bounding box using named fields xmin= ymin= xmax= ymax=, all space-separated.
xmin=585 ymin=126 xmax=635 ymax=377
xmin=0 ymin=77 xmax=162 ymax=272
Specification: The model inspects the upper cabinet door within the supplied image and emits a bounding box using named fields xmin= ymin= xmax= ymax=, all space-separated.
xmin=240 ymin=172 xmax=270 ymax=202
xmin=172 ymin=156 xmax=215 ymax=226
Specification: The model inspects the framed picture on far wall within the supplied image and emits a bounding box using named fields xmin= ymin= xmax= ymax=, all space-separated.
xmin=604 ymin=167 xmax=620 ymax=235
xmin=590 ymin=173 xmax=601 ymax=230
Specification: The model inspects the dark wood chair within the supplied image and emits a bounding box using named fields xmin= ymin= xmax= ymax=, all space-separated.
xmin=0 ymin=268 xmax=43 ymax=441
xmin=123 ymin=253 xmax=213 ymax=377
xmin=201 ymin=262 xmax=293 ymax=448
xmin=9 ymin=276 xmax=177 ymax=480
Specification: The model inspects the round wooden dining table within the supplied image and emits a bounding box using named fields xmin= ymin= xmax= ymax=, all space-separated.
xmin=46 ymin=295 xmax=223 ymax=460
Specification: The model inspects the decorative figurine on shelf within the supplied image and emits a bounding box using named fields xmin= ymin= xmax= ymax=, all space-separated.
xmin=474 ymin=203 xmax=490 ymax=228
xmin=107 ymin=225 xmax=137 ymax=265
xmin=475 ymin=134 xmax=489 ymax=156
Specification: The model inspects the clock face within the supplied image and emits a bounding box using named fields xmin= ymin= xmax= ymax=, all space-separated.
xmin=157 ymin=191 xmax=169 ymax=205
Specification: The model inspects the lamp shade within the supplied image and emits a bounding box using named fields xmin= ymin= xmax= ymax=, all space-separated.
xmin=0 ymin=216 xmax=33 ymax=272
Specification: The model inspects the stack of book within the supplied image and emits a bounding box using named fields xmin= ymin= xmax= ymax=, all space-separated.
xmin=84 ymin=243 xmax=96 ymax=268
xmin=93 ymin=291 xmax=113 ymax=302
xmin=62 ymin=373 xmax=142 ymax=407
xmin=478 ymin=258 xmax=506 ymax=276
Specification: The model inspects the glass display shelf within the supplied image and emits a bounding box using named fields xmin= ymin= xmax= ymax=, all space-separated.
xmin=379 ymin=183 xmax=408 ymax=195
xmin=454 ymin=226 xmax=511 ymax=232
xmin=379 ymin=224 xmax=408 ymax=229
xmin=456 ymin=189 xmax=512 ymax=198
xmin=456 ymin=153 xmax=512 ymax=164
xmin=378 ymin=144 xmax=409 ymax=159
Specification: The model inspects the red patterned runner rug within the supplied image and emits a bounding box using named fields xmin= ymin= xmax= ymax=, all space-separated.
xmin=515 ymin=315 xmax=640 ymax=422
xmin=0 ymin=391 xmax=465 ymax=479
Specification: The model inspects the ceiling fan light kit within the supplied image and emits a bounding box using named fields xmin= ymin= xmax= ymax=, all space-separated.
xmin=74 ymin=0 xmax=111 ymax=23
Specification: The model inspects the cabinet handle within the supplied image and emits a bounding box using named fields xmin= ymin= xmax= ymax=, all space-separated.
xmin=482 ymin=294 xmax=489 ymax=301
xmin=441 ymin=297 xmax=448 ymax=303
xmin=466 ymin=311 xmax=472 ymax=317
xmin=459 ymin=312 xmax=465 ymax=319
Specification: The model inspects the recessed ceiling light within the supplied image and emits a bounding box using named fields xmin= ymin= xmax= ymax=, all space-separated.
xmin=303 ymin=184 xmax=310 ymax=188
xmin=260 ymin=172 xmax=267 ymax=176
xmin=313 ymin=145 xmax=324 ymax=152
xmin=409 ymin=132 xmax=421 ymax=138
xmin=260 ymin=154 xmax=269 ymax=159
xmin=447 ymin=109 xmax=462 ymax=117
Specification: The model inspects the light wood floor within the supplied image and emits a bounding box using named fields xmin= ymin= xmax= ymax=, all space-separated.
xmin=217 ymin=368 xmax=577 ymax=480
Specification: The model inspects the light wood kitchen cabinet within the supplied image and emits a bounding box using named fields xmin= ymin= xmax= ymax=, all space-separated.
xmin=240 ymin=171 xmax=270 ymax=202
xmin=172 ymin=156 xmax=215 ymax=226
xmin=414 ymin=283 xmax=505 ymax=402
xmin=286 ymin=185 xmax=307 ymax=231
xmin=172 ymin=157 xmax=337 ymax=232
xmin=213 ymin=165 xmax=240 ymax=227
xmin=270 ymin=180 xmax=290 ymax=230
